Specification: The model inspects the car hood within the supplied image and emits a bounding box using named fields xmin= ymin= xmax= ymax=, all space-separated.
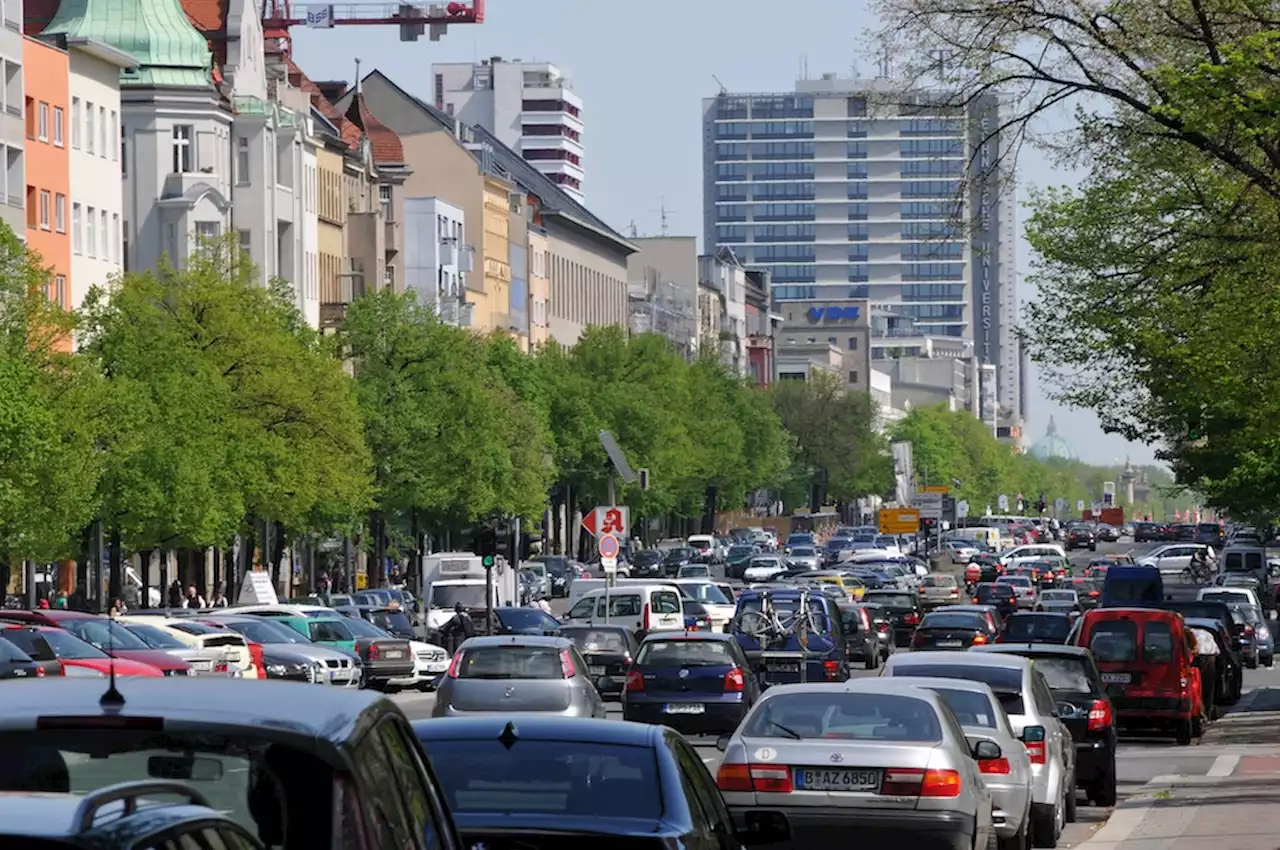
xmin=264 ymin=644 xmax=354 ymax=663
xmin=65 ymin=657 xmax=164 ymax=676
xmin=108 ymin=648 xmax=190 ymax=670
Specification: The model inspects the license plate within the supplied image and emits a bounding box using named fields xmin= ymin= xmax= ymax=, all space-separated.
xmin=937 ymin=640 xmax=963 ymax=648
xmin=589 ymin=666 xmax=606 ymax=675
xmin=1101 ymin=672 xmax=1132 ymax=684
xmin=330 ymin=670 xmax=352 ymax=682
xmin=795 ymin=768 xmax=880 ymax=792
xmin=663 ymin=703 xmax=705 ymax=714
xmin=767 ymin=662 xmax=800 ymax=673
xmin=384 ymin=650 xmax=405 ymax=659
xmin=191 ymin=660 xmax=212 ymax=670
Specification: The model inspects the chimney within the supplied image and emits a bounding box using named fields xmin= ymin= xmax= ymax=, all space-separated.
xmin=314 ymin=80 xmax=348 ymax=103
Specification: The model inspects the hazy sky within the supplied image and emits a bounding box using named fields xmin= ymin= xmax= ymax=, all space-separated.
xmin=293 ymin=0 xmax=1158 ymax=467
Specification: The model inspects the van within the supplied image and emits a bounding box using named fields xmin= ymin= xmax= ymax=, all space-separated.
xmin=729 ymin=588 xmax=849 ymax=686
xmin=1073 ymin=607 xmax=1203 ymax=744
xmin=1101 ymin=566 xmax=1164 ymax=608
xmin=954 ymin=527 xmax=1001 ymax=551
xmin=1220 ymin=544 xmax=1269 ymax=584
xmin=562 ymin=584 xmax=684 ymax=637
xmin=686 ymin=534 xmax=717 ymax=563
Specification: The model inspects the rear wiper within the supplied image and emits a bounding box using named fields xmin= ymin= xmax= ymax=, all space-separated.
xmin=769 ymin=721 xmax=805 ymax=739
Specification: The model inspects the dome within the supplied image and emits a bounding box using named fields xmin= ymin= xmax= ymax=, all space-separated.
xmin=1030 ymin=416 xmax=1078 ymax=462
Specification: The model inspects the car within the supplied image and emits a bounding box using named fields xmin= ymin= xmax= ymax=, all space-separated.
xmin=1035 ymin=591 xmax=1082 ymax=618
xmin=715 ymin=679 xmax=999 ymax=850
xmin=730 ymin=588 xmax=850 ymax=685
xmin=883 ymin=651 xmax=1077 ymax=847
xmin=558 ymin=625 xmax=637 ymax=698
xmin=0 ymin=625 xmax=164 ymax=678
xmin=743 ymin=555 xmax=788 ymax=582
xmin=1066 ymin=578 xmax=1102 ymax=610
xmin=934 ymin=604 xmax=1004 ymax=640
xmin=1095 ymin=525 xmax=1120 ymax=543
xmin=917 ymin=573 xmax=963 ymax=608
xmin=0 ymin=634 xmax=46 ymax=678
xmin=662 ymin=547 xmax=699 ymax=575
xmin=1064 ymin=526 xmax=1096 ymax=552
xmin=1138 ymin=544 xmax=1211 ymax=576
xmin=995 ymin=575 xmax=1037 ymax=609
xmin=973 ymin=582 xmax=1018 ymax=618
xmin=837 ymin=603 xmax=886 ymax=670
xmin=910 ymin=610 xmax=993 ymax=650
xmin=999 ymin=613 xmax=1073 ymax=645
xmin=676 ymin=563 xmax=713 ymax=579
xmin=0 ymin=779 xmax=268 ymax=849
xmin=117 ymin=615 xmax=259 ymax=677
xmin=0 ymin=610 xmax=195 ymax=676
xmin=1185 ymin=617 xmax=1243 ymax=717
xmin=973 ymin=645 xmax=1119 ymax=807
xmin=433 ymin=634 xmax=607 ymax=718
xmin=861 ymin=589 xmax=923 ymax=647
xmin=115 ymin=619 xmax=235 ymax=676
xmin=414 ymin=716 xmax=789 ymax=850
xmin=327 ymin=613 xmax=420 ymax=690
xmin=492 ymin=606 xmax=564 ymax=636
xmin=628 ymin=549 xmax=666 ymax=579
xmin=0 ymin=677 xmax=462 ymax=849
xmin=1229 ymin=603 xmax=1274 ymax=667
xmin=1161 ymin=599 xmax=1256 ymax=668
xmin=622 ymin=631 xmax=760 ymax=733
xmin=197 ymin=614 xmax=361 ymax=685
xmin=527 ymin=555 xmax=573 ymax=596
xmin=944 ymin=539 xmax=980 ymax=565
xmin=784 ymin=546 xmax=822 ymax=572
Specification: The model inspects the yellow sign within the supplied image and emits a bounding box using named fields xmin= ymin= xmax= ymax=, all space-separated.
xmin=355 ymin=573 xmax=368 ymax=590
xmin=922 ymin=485 xmax=949 ymax=494
xmin=879 ymin=508 xmax=921 ymax=534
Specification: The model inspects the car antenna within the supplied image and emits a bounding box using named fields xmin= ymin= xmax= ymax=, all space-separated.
xmin=100 ymin=606 xmax=124 ymax=711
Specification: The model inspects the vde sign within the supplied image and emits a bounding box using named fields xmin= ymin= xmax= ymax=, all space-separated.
xmin=807 ymin=305 xmax=861 ymax=323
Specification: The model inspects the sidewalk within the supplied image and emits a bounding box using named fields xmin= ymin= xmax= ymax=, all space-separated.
xmin=1199 ymin=686 xmax=1280 ymax=746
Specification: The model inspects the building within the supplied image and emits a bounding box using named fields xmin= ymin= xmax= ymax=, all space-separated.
xmin=744 ymin=268 xmax=780 ymax=387
xmin=23 ymin=36 xmax=70 ymax=319
xmin=701 ymin=76 xmax=1020 ymax=416
xmin=431 ymin=57 xmax=584 ymax=202
xmin=698 ymin=247 xmax=748 ymax=375
xmin=527 ymin=224 xmax=549 ymax=347
xmin=775 ymin=298 xmax=871 ymax=393
xmin=479 ymin=170 xmax=516 ymax=337
xmin=403 ymin=195 xmax=470 ymax=324
xmin=0 ymin=2 xmax=21 ymax=238
xmin=1029 ymin=416 xmax=1077 ymax=462
xmin=776 ymin=339 xmax=843 ymax=382
xmin=626 ymin=235 xmax=698 ymax=356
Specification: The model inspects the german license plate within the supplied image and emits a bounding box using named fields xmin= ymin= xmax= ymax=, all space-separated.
xmin=589 ymin=666 xmax=606 ymax=675
xmin=330 ymin=669 xmax=352 ymax=682
xmin=767 ymin=662 xmax=799 ymax=673
xmin=191 ymin=660 xmax=212 ymax=670
xmin=664 ymin=703 xmax=705 ymax=714
xmin=937 ymin=640 xmax=963 ymax=648
xmin=384 ymin=650 xmax=405 ymax=659
xmin=1101 ymin=672 xmax=1131 ymax=684
xmin=795 ymin=768 xmax=880 ymax=791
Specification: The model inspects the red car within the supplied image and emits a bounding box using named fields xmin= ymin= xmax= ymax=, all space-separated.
xmin=0 ymin=610 xmax=194 ymax=676
xmin=1 ymin=625 xmax=164 ymax=677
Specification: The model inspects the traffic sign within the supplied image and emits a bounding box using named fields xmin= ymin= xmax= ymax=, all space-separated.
xmin=581 ymin=505 xmax=629 ymax=537
xmin=879 ymin=508 xmax=920 ymax=534
xmin=957 ymin=500 xmax=969 ymax=519
xmin=601 ymin=556 xmax=618 ymax=575
xmin=598 ymin=533 xmax=619 ymax=559
xmin=911 ymin=492 xmax=943 ymax=520
xmin=922 ymin=484 xmax=949 ymax=494
xmin=998 ymin=494 xmax=1009 ymax=511
xmin=1077 ymin=500 xmax=1086 ymax=511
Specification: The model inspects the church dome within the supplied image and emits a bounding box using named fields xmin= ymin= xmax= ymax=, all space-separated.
xmin=1030 ymin=416 xmax=1078 ymax=462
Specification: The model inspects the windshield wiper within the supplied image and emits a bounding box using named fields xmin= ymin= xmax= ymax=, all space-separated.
xmin=768 ymin=721 xmax=805 ymax=739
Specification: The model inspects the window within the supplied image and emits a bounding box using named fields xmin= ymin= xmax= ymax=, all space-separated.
xmin=109 ymin=110 xmax=116 ymax=159
xmin=121 ymin=137 xmax=127 ymax=176
xmin=23 ymin=96 xmax=31 ymax=138
xmin=38 ymin=189 xmax=49 ymax=229
xmin=98 ymin=105 xmax=106 ymax=156
xmin=36 ymin=102 xmax=48 ymax=141
xmin=1143 ymin=621 xmax=1175 ymax=663
xmin=85 ymin=102 xmax=94 ymax=155
xmin=379 ymin=184 xmax=391 ymax=219
xmin=72 ymin=203 xmax=81 ymax=253
xmin=70 ymin=97 xmax=79 ymax=148
xmin=111 ymin=214 xmax=119 ymax=262
xmin=52 ymin=105 xmax=62 ymax=146
xmin=238 ymin=229 xmax=250 ymax=252
xmin=1089 ymin=620 xmax=1138 ymax=663
xmin=236 ymin=136 xmax=249 ymax=185
xmin=100 ymin=209 xmax=107 ymax=258
xmin=53 ymin=274 xmax=65 ymax=307
xmin=384 ymin=265 xmax=394 ymax=287
xmin=53 ymin=193 xmax=64 ymax=232
xmin=171 ymin=124 xmax=192 ymax=173
xmin=85 ymin=206 xmax=96 ymax=258
xmin=195 ymin=221 xmax=220 ymax=241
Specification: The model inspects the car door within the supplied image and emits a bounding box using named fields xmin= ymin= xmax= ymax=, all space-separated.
xmin=651 ymin=588 xmax=685 ymax=631
xmin=1033 ymin=668 xmax=1074 ymax=778
xmin=671 ymin=735 xmax=736 ymax=850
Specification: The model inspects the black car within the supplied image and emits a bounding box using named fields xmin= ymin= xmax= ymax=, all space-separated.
xmin=0 ymin=634 xmax=45 ymax=678
xmin=413 ymin=716 xmax=789 ymax=850
xmin=628 ymin=550 xmax=665 ymax=579
xmin=1065 ymin=526 xmax=1097 ymax=551
xmin=973 ymin=581 xmax=1018 ymax=618
xmin=1163 ymin=600 xmax=1259 ymax=668
xmin=1185 ymin=616 xmax=1243 ymax=716
xmin=559 ymin=625 xmax=637 ymax=698
xmin=359 ymin=605 xmax=416 ymax=639
xmin=662 ymin=547 xmax=698 ymax=576
xmin=1194 ymin=523 xmax=1226 ymax=547
xmin=969 ymin=554 xmax=1003 ymax=583
xmin=494 ymin=607 xmax=563 ymax=636
xmin=1000 ymin=612 xmax=1073 ymax=645
xmin=1133 ymin=522 xmax=1163 ymax=543
xmin=1095 ymin=525 xmax=1120 ymax=543
xmin=857 ymin=602 xmax=896 ymax=660
xmin=975 ymin=644 xmax=1118 ymax=806
xmin=1067 ymin=578 xmax=1102 ymax=609
xmin=933 ymin=603 xmax=1004 ymax=640
xmin=861 ymin=589 xmax=922 ymax=647
xmin=530 ymin=556 xmax=572 ymax=597
xmin=910 ymin=610 xmax=991 ymax=650
xmin=724 ymin=545 xmax=758 ymax=579
xmin=623 ymin=632 xmax=761 ymax=734
xmin=837 ymin=603 xmax=884 ymax=670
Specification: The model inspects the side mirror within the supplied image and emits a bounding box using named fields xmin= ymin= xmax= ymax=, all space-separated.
xmin=971 ymin=739 xmax=1002 ymax=761
xmin=715 ymin=734 xmax=731 ymax=752
xmin=735 ymin=810 xmax=791 ymax=846
xmin=1020 ymin=724 xmax=1046 ymax=743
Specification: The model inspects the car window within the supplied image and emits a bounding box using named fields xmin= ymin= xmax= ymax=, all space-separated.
xmin=865 ymin=592 xmax=914 ymax=608
xmin=1089 ymin=619 xmax=1138 ymax=663
xmin=1030 ymin=656 xmax=1098 ymax=694
xmin=742 ymin=692 xmax=942 ymax=741
xmin=457 ymin=645 xmax=565 ymax=680
xmin=1143 ymin=621 xmax=1175 ymax=664
xmin=423 ymin=739 xmax=661 ymax=819
xmin=922 ymin=575 xmax=957 ymax=587
xmin=353 ymin=725 xmax=409 ymax=850
xmin=124 ymin=623 xmax=188 ymax=649
xmin=1031 ymin=671 xmax=1057 ymax=714
xmin=886 ymin=662 xmax=1025 ymax=713
xmin=567 ymin=598 xmax=596 ymax=619
xmin=927 ymin=687 xmax=997 ymax=728
xmin=1005 ymin=616 xmax=1071 ymax=642
xmin=597 ymin=595 xmax=642 ymax=617
xmin=637 ymin=640 xmax=732 ymax=666
xmin=308 ymin=620 xmax=353 ymax=642
xmin=378 ymin=720 xmax=443 ymax=849
xmin=369 ymin=610 xmax=414 ymax=633
xmin=561 ymin=629 xmax=628 ymax=654
xmin=919 ymin=612 xmax=986 ymax=630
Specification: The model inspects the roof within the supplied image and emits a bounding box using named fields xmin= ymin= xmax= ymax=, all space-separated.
xmin=639 ymin=631 xmax=735 ymax=644
xmin=890 ymin=650 xmax=1031 ymax=669
xmin=412 ymin=716 xmax=662 ymax=747
xmin=459 ymin=634 xmax=573 ymax=650
xmin=869 ymin=676 xmax=998 ymax=695
xmin=343 ymin=90 xmax=404 ymax=165
xmin=973 ymin=644 xmax=1092 ymax=658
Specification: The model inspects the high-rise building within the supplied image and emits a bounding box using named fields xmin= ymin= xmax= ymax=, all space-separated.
xmin=701 ymin=75 xmax=1020 ymax=417
xmin=431 ymin=57 xmax=584 ymax=202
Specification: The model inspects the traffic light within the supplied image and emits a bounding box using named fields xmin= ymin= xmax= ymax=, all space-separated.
xmin=494 ymin=524 xmax=512 ymax=563
xmin=474 ymin=526 xmax=497 ymax=568
xmin=1037 ymin=499 xmax=1047 ymax=515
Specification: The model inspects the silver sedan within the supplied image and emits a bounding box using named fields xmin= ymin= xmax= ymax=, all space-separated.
xmin=431 ymin=634 xmax=607 ymax=719
xmin=714 ymin=678 xmax=997 ymax=850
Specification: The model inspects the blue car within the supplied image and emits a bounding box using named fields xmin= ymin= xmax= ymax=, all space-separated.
xmin=730 ymin=587 xmax=850 ymax=686
xmin=622 ymin=632 xmax=760 ymax=734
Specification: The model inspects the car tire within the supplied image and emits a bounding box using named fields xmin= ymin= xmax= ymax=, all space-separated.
xmin=999 ymin=809 xmax=1030 ymax=850
xmin=1064 ymin=778 xmax=1077 ymax=823
xmin=1176 ymin=719 xmax=1193 ymax=745
xmin=1091 ymin=766 xmax=1118 ymax=807
xmin=1030 ymin=802 xmax=1059 ymax=848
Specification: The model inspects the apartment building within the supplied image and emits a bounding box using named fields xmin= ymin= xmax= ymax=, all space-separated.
xmin=432 ymin=57 xmax=584 ymax=201
xmin=627 ymin=235 xmax=698 ymax=357
xmin=23 ymin=36 xmax=69 ymax=315
xmin=527 ymin=226 xmax=549 ymax=347
xmin=402 ymin=196 xmax=471 ymax=325
xmin=0 ymin=4 xmax=22 ymax=237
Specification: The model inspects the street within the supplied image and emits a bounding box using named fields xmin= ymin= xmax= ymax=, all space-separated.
xmin=394 ymin=538 xmax=1280 ymax=848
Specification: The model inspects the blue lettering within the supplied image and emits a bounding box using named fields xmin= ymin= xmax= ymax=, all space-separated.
xmin=807 ymin=306 xmax=824 ymax=322
xmin=807 ymin=305 xmax=862 ymax=322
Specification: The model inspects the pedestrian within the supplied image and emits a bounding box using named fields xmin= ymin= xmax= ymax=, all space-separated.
xmin=182 ymin=585 xmax=206 ymax=609
xmin=536 ymin=597 xmax=552 ymax=615
xmin=210 ymin=583 xmax=229 ymax=607
xmin=53 ymin=591 xmax=67 ymax=609
xmin=167 ymin=580 xmax=183 ymax=609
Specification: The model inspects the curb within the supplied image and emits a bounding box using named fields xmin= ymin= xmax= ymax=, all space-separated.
xmin=1072 ymin=774 xmax=1209 ymax=850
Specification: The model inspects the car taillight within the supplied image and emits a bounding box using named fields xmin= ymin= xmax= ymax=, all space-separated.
xmin=979 ymin=758 xmax=1011 ymax=775
xmin=716 ymin=763 xmax=793 ymax=793
xmin=724 ymin=667 xmax=745 ymax=692
xmin=972 ymin=597 xmax=980 ymax=603
xmin=642 ymin=603 xmax=651 ymax=631
xmin=1025 ymin=741 xmax=1047 ymax=764
xmin=1088 ymin=698 xmax=1113 ymax=731
xmin=972 ymin=633 xmax=988 ymax=644
xmin=560 ymin=648 xmax=577 ymax=678
xmin=950 ymin=588 xmax=959 ymax=597
xmin=1245 ymin=625 xmax=1255 ymax=635
xmin=35 ymin=665 xmax=45 ymax=677
xmin=823 ymin=660 xmax=840 ymax=680
xmin=446 ymin=650 xmax=464 ymax=678
xmin=880 ymin=768 xmax=961 ymax=797
xmin=625 ymin=669 xmax=644 ymax=691
xmin=918 ymin=587 xmax=926 ymax=594
xmin=912 ymin=632 xmax=925 ymax=647
xmin=1089 ymin=591 xmax=1100 ymax=597
xmin=247 ymin=642 xmax=265 ymax=676
xmin=368 ymin=644 xmax=381 ymax=660
xmin=904 ymin=612 xmax=920 ymax=625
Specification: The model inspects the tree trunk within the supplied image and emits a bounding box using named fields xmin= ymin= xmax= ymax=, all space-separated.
xmin=138 ymin=549 xmax=153 ymax=609
xmin=107 ymin=527 xmax=122 ymax=606
xmin=270 ymin=523 xmax=287 ymax=597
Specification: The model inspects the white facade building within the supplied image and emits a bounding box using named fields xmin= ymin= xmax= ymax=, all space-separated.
xmin=403 ymin=195 xmax=467 ymax=323
xmin=431 ymin=57 xmax=584 ymax=202
xmin=0 ymin=3 xmax=22 ymax=238
xmin=698 ymin=248 xmax=749 ymax=376
xmin=66 ymin=39 xmax=133 ymax=308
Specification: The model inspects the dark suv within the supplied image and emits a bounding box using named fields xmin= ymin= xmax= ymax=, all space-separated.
xmin=860 ymin=589 xmax=923 ymax=647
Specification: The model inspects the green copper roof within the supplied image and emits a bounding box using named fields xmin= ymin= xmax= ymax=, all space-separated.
xmin=44 ymin=0 xmax=212 ymax=87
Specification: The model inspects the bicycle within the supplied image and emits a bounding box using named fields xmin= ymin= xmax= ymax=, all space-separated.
xmin=1182 ymin=561 xmax=1214 ymax=585
xmin=732 ymin=589 xmax=822 ymax=648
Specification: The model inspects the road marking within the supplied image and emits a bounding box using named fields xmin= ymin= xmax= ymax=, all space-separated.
xmin=1207 ymin=754 xmax=1239 ymax=777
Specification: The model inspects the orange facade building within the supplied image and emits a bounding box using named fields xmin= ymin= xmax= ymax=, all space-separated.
xmin=23 ymin=36 xmax=70 ymax=331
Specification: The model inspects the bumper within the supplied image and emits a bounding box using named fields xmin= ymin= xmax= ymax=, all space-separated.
xmin=729 ymin=805 xmax=973 ymax=850
xmin=362 ymin=662 xmax=416 ymax=684
xmin=985 ymin=780 xmax=1031 ymax=836
xmin=1075 ymin=737 xmax=1116 ymax=783
xmin=623 ymin=698 xmax=747 ymax=733
xmin=1113 ymin=694 xmax=1193 ymax=721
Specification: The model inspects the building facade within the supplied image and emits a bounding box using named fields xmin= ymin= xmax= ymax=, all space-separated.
xmin=314 ymin=137 xmax=345 ymax=323
xmin=527 ymin=225 xmax=549 ymax=347
xmin=402 ymin=195 xmax=469 ymax=323
xmin=431 ymin=57 xmax=584 ymax=201
xmin=0 ymin=1 xmax=22 ymax=238
xmin=480 ymin=171 xmax=514 ymax=337
xmin=698 ymin=248 xmax=749 ymax=375
xmin=626 ymin=235 xmax=698 ymax=356
xmin=775 ymin=297 xmax=871 ymax=392
xmin=23 ymin=36 xmax=69 ymax=315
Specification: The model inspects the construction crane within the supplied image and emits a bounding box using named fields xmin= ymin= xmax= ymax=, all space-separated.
xmin=264 ymin=0 xmax=483 ymax=53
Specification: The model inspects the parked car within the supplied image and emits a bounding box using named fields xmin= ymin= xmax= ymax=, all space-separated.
xmin=0 ymin=635 xmax=45 ymax=679
xmin=433 ymin=635 xmax=607 ymax=718
xmin=197 ymin=614 xmax=360 ymax=686
xmin=0 ymin=625 xmax=163 ymax=678
xmin=0 ymin=610 xmax=194 ymax=676
xmin=622 ymin=632 xmax=760 ymax=734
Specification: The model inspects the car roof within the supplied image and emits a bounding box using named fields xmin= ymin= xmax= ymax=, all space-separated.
xmin=412 ymin=716 xmax=662 ymax=747
xmin=869 ymin=676 xmax=999 ymax=696
xmin=761 ymin=678 xmax=950 ymax=703
xmin=972 ymin=644 xmax=1092 ymax=659
xmin=892 ymin=650 xmax=1031 ymax=670
xmin=640 ymin=631 xmax=735 ymax=644
xmin=460 ymin=634 xmax=574 ymax=649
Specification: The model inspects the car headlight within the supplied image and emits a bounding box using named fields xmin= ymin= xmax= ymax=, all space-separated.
xmin=1260 ymin=627 xmax=1271 ymax=640
xmin=266 ymin=663 xmax=287 ymax=676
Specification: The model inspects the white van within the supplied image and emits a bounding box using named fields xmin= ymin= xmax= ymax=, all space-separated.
xmin=562 ymin=584 xmax=684 ymax=635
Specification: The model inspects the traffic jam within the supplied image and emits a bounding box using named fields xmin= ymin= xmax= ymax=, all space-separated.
xmin=0 ymin=519 xmax=1270 ymax=850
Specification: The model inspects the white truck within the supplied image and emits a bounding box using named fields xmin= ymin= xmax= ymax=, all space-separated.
xmin=421 ymin=552 xmax=519 ymax=632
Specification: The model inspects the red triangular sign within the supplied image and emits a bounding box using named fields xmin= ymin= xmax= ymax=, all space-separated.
xmin=581 ymin=509 xmax=597 ymax=536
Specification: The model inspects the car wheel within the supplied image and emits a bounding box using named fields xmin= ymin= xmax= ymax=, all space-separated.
xmin=1176 ymin=718 xmax=1193 ymax=745
xmin=1064 ymin=776 xmax=1077 ymax=823
xmin=1030 ymin=802 xmax=1058 ymax=848
xmin=998 ymin=809 xmax=1029 ymax=850
xmin=1091 ymin=766 xmax=1118 ymax=807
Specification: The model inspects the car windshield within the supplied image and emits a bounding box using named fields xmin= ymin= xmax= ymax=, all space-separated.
xmin=123 ymin=624 xmax=187 ymax=649
xmin=637 ymin=639 xmax=733 ymax=667
xmin=742 ymin=692 xmax=942 ymax=741
xmin=367 ymin=610 xmax=413 ymax=633
xmin=1040 ymin=591 xmax=1076 ymax=602
xmin=1005 ymin=616 xmax=1071 ymax=642
xmin=728 ymin=546 xmax=756 ymax=557
xmin=457 ymin=645 xmax=565 ymax=680
xmin=678 ymin=583 xmax=731 ymax=605
xmin=920 ymin=612 xmax=984 ymax=630
xmin=887 ymin=663 xmax=1025 ymax=714
xmin=59 ymin=619 xmax=150 ymax=651
xmin=927 ymin=688 xmax=998 ymax=728
xmin=922 ymin=575 xmax=957 ymax=588
xmin=749 ymin=558 xmax=780 ymax=568
xmin=1231 ymin=604 xmax=1263 ymax=624
xmin=789 ymin=547 xmax=817 ymax=557
xmin=497 ymin=608 xmax=559 ymax=633
xmin=431 ymin=585 xmax=487 ymax=609
xmin=535 ymin=557 xmax=570 ymax=576
xmin=422 ymin=739 xmax=660 ymax=819
xmin=29 ymin=628 xmax=108 ymax=660
xmin=220 ymin=619 xmax=307 ymax=645
xmin=561 ymin=629 xmax=629 ymax=655
xmin=307 ymin=620 xmax=354 ymax=642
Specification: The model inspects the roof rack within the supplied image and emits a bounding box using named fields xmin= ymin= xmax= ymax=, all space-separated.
xmin=73 ymin=780 xmax=212 ymax=832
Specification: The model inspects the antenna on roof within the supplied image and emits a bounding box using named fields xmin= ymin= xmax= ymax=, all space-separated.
xmin=655 ymin=199 xmax=672 ymax=237
xmin=711 ymin=74 xmax=728 ymax=96
xmin=354 ymin=58 xmax=362 ymax=93
xmin=100 ymin=607 xmax=124 ymax=712
xmin=628 ymin=220 xmax=638 ymax=238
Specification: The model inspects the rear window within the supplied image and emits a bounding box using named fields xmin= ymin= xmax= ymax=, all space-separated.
xmin=998 ymin=577 xmax=1032 ymax=587
xmin=368 ymin=610 xmax=413 ymax=633
xmin=928 ymin=688 xmax=997 ymax=728
xmin=1 ymin=631 xmax=56 ymax=661
xmin=865 ymin=592 xmax=914 ymax=608
xmin=637 ymin=640 xmax=732 ymax=667
xmin=923 ymin=575 xmax=957 ymax=587
xmin=562 ymin=629 xmax=628 ymax=654
xmin=976 ymin=585 xmax=1012 ymax=600
xmin=307 ymin=620 xmax=353 ymax=642
xmin=1224 ymin=551 xmax=1265 ymax=573
xmin=737 ymin=596 xmax=831 ymax=630
xmin=1143 ymin=621 xmax=1175 ymax=664
xmin=743 ymin=692 xmax=942 ymax=742
xmin=1105 ymin=576 xmax=1162 ymax=604
xmin=457 ymin=645 xmax=565 ymax=680
xmin=920 ymin=612 xmax=985 ymax=630
xmin=1030 ymin=656 xmax=1098 ymax=694
xmin=1005 ymin=615 xmax=1071 ymax=642
xmin=887 ymin=663 xmax=1024 ymax=714
xmin=422 ymin=740 xmax=660 ymax=819
xmin=1088 ymin=620 xmax=1138 ymax=663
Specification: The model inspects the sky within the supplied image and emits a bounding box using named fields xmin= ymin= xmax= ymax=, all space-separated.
xmin=291 ymin=0 xmax=1157 ymax=468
